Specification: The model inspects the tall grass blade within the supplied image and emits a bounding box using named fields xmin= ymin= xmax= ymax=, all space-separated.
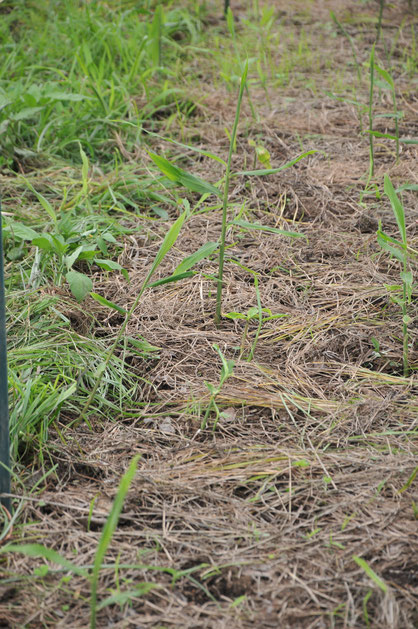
xmin=90 ymin=455 xmax=141 ymax=628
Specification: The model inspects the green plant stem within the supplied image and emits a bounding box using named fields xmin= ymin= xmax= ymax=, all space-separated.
xmin=215 ymin=61 xmax=248 ymax=326
xmin=248 ymin=275 xmax=262 ymax=361
xmin=402 ymin=259 xmax=409 ymax=377
xmin=376 ymin=0 xmax=385 ymax=45
xmin=368 ymin=44 xmax=376 ymax=183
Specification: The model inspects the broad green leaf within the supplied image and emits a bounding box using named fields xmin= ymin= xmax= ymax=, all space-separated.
xmin=148 ymin=152 xmax=221 ymax=197
xmin=400 ymin=270 xmax=413 ymax=286
xmin=65 ymin=245 xmax=84 ymax=271
xmin=384 ymin=175 xmax=406 ymax=244
xmin=90 ymin=292 xmax=127 ymax=314
xmin=50 ymin=234 xmax=67 ymax=255
xmin=77 ymin=248 xmax=98 ymax=260
xmin=32 ymin=235 xmax=53 ymax=252
xmin=255 ymin=145 xmax=271 ymax=168
xmin=0 ymin=544 xmax=87 ymax=577
xmin=235 ymin=150 xmax=317 ymax=176
xmin=94 ymin=259 xmax=123 ymax=272
xmin=5 ymin=222 xmax=39 ymax=241
xmin=101 ymin=233 xmax=117 ymax=243
xmin=174 ymin=242 xmax=218 ymax=275
xmin=231 ymin=219 xmax=307 ymax=239
xmin=353 ymin=556 xmax=388 ymax=593
xmin=66 ymin=271 xmax=93 ymax=302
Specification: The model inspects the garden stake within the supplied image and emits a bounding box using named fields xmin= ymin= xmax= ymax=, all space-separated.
xmin=0 ymin=198 xmax=11 ymax=514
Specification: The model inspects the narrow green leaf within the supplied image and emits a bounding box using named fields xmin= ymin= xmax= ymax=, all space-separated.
xmin=365 ymin=130 xmax=397 ymax=140
xmin=353 ymin=556 xmax=388 ymax=593
xmin=79 ymin=143 xmax=89 ymax=195
xmin=235 ymin=150 xmax=317 ymax=176
xmin=96 ymin=583 xmax=157 ymax=611
xmin=377 ymin=232 xmax=404 ymax=262
xmin=174 ymin=242 xmax=218 ymax=275
xmin=231 ymin=219 xmax=307 ymax=239
xmin=373 ymin=64 xmax=394 ymax=89
xmin=147 ymin=271 xmax=194 ymax=288
xmin=384 ymin=175 xmax=406 ymax=244
xmin=66 ymin=271 xmax=93 ymax=302
xmin=148 ymin=152 xmax=221 ymax=197
xmin=148 ymin=211 xmax=187 ymax=278
xmin=396 ymin=184 xmax=418 ymax=192
xmin=48 ymin=92 xmax=87 ymax=102
xmin=399 ymin=465 xmax=418 ymax=493
xmin=91 ymin=455 xmax=141 ymax=624
xmin=0 ymin=543 xmax=87 ymax=577
xmin=24 ymin=183 xmax=57 ymax=222
xmin=90 ymin=292 xmax=127 ymax=314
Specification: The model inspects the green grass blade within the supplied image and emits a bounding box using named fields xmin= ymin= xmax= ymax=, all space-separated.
xmin=353 ymin=555 xmax=388 ymax=593
xmin=235 ymin=150 xmax=317 ymax=176
xmin=147 ymin=271 xmax=194 ymax=287
xmin=90 ymin=454 xmax=141 ymax=628
xmin=90 ymin=292 xmax=127 ymax=314
xmin=21 ymin=179 xmax=57 ymax=223
xmin=0 ymin=543 xmax=87 ymax=577
xmin=174 ymin=242 xmax=218 ymax=275
xmin=231 ymin=219 xmax=307 ymax=238
xmin=384 ymin=175 xmax=406 ymax=244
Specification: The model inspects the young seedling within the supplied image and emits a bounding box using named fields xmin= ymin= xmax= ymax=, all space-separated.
xmin=377 ymin=175 xmax=413 ymax=376
xmin=0 ymin=455 xmax=153 ymax=629
xmin=215 ymin=61 xmax=249 ymax=325
xmin=201 ymin=344 xmax=235 ymax=430
xmin=148 ymin=65 xmax=314 ymax=327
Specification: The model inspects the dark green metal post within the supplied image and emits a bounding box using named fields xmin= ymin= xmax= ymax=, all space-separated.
xmin=0 ymin=198 xmax=11 ymax=514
